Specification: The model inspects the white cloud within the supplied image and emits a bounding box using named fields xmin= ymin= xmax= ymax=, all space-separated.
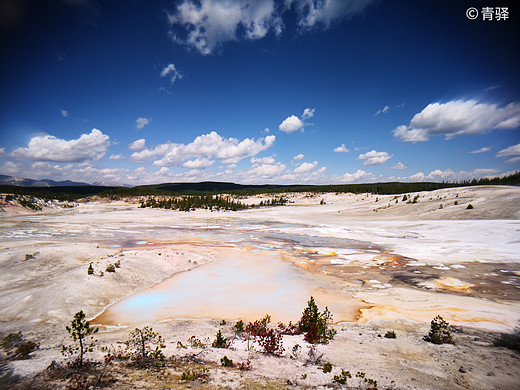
xmin=129 ymin=138 xmax=146 ymax=151
xmin=293 ymin=153 xmax=304 ymax=161
xmin=470 ymin=147 xmax=491 ymax=154
xmin=0 ymin=148 xmax=5 ymax=157
xmin=61 ymin=110 xmax=68 ymax=117
xmin=393 ymin=100 xmax=520 ymax=142
xmin=342 ymin=169 xmax=374 ymax=183
xmin=333 ymin=144 xmax=350 ymax=153
xmin=291 ymin=0 xmax=375 ymax=30
xmin=294 ymin=160 xmax=318 ymax=173
xmin=302 ymin=107 xmax=315 ymax=119
xmin=136 ymin=117 xmax=151 ymax=129
xmin=250 ymin=156 xmax=276 ymax=165
xmin=279 ymin=115 xmax=304 ymax=133
xmin=131 ymin=131 xmax=276 ymax=167
xmin=11 ymin=129 xmax=110 ymax=162
xmin=496 ymin=143 xmax=520 ymax=163
xmin=375 ymin=105 xmax=389 ymax=115
xmin=182 ymin=158 xmax=215 ymax=169
xmin=389 ymin=162 xmax=407 ymax=170
xmin=1 ymin=161 xmax=21 ymax=175
xmin=167 ymin=1 xmax=373 ymax=55
xmin=109 ymin=154 xmax=124 ymax=160
xmin=168 ymin=0 xmax=283 ymax=55
xmin=160 ymin=64 xmax=183 ymax=84
xmin=248 ymin=162 xmax=286 ymax=177
xmin=356 ymin=150 xmax=392 ymax=166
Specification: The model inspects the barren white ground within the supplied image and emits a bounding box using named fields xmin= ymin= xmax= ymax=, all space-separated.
xmin=1 ymin=185 xmax=519 ymax=389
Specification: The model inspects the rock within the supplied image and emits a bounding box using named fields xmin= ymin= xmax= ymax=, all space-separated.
xmin=458 ymin=366 xmax=466 ymax=373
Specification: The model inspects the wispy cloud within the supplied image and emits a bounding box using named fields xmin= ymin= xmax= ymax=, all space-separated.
xmin=389 ymin=161 xmax=407 ymax=170
xmin=61 ymin=110 xmax=68 ymax=118
xmin=496 ymin=143 xmax=520 ymax=163
xmin=160 ymin=64 xmax=183 ymax=84
xmin=375 ymin=105 xmax=389 ymax=115
xmin=393 ymin=99 xmax=520 ymax=142
xmin=470 ymin=147 xmax=490 ymax=154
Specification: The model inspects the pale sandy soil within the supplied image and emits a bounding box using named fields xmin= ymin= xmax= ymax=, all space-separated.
xmin=0 ymin=185 xmax=519 ymax=389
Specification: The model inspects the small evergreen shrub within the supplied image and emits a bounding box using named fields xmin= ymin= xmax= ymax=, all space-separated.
xmin=322 ymin=362 xmax=332 ymax=373
xmin=299 ymin=296 xmax=336 ymax=344
xmin=333 ymin=370 xmax=352 ymax=384
xmin=424 ymin=315 xmax=454 ymax=344
xmin=212 ymin=330 xmax=229 ymax=348
xmin=220 ymin=355 xmax=234 ymax=367
xmin=124 ymin=326 xmax=165 ymax=366
xmin=105 ymin=263 xmax=116 ymax=273
xmin=87 ymin=263 xmax=94 ymax=275
xmin=384 ymin=330 xmax=396 ymax=339
xmin=466 ymin=204 xmax=474 ymax=209
xmin=234 ymin=320 xmax=244 ymax=334
xmin=62 ymin=310 xmax=99 ymax=367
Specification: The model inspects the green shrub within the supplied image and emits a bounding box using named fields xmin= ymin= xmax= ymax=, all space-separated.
xmin=87 ymin=263 xmax=94 ymax=275
xmin=124 ymin=326 xmax=165 ymax=366
xmin=220 ymin=355 xmax=234 ymax=367
xmin=466 ymin=204 xmax=474 ymax=209
xmin=333 ymin=370 xmax=352 ymax=384
xmin=299 ymin=296 xmax=336 ymax=344
xmin=234 ymin=320 xmax=244 ymax=334
xmin=322 ymin=362 xmax=332 ymax=373
xmin=105 ymin=263 xmax=116 ymax=273
xmin=424 ymin=315 xmax=454 ymax=344
xmin=212 ymin=330 xmax=229 ymax=348
xmin=384 ymin=330 xmax=396 ymax=339
xmin=62 ymin=310 xmax=99 ymax=367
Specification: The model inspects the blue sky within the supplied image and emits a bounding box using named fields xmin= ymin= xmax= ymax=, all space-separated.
xmin=0 ymin=0 xmax=518 ymax=185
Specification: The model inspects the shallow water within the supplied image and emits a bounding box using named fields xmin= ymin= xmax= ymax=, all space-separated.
xmin=93 ymin=249 xmax=358 ymax=325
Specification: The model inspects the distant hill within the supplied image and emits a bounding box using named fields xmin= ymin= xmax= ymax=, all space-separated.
xmin=0 ymin=174 xmax=89 ymax=187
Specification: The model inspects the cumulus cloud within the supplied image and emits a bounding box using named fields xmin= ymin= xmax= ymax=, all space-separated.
xmin=496 ymin=143 xmax=520 ymax=163
xmin=182 ymin=157 xmax=215 ymax=169
xmin=61 ymin=110 xmax=68 ymax=117
xmin=136 ymin=117 xmax=151 ymax=129
xmin=406 ymin=168 xmax=500 ymax=182
xmin=168 ymin=0 xmax=283 ymax=55
xmin=389 ymin=162 xmax=407 ymax=170
xmin=109 ymin=154 xmax=124 ymax=160
xmin=356 ymin=150 xmax=392 ymax=166
xmin=279 ymin=115 xmax=303 ymax=133
xmin=375 ymin=105 xmax=389 ymax=115
xmin=333 ymin=144 xmax=350 ymax=153
xmin=392 ymin=100 xmax=520 ymax=142
xmin=248 ymin=162 xmax=286 ymax=177
xmin=302 ymin=107 xmax=315 ymax=119
xmin=293 ymin=153 xmax=304 ymax=161
xmin=342 ymin=169 xmax=375 ymax=183
xmin=470 ymin=147 xmax=491 ymax=154
xmin=167 ymin=0 xmax=373 ymax=54
xmin=251 ymin=156 xmax=276 ymax=165
xmin=129 ymin=138 xmax=146 ymax=151
xmin=294 ymin=160 xmax=318 ymax=173
xmin=11 ymin=129 xmax=110 ymax=162
xmin=160 ymin=64 xmax=183 ymax=84
xmin=131 ymin=131 xmax=276 ymax=167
